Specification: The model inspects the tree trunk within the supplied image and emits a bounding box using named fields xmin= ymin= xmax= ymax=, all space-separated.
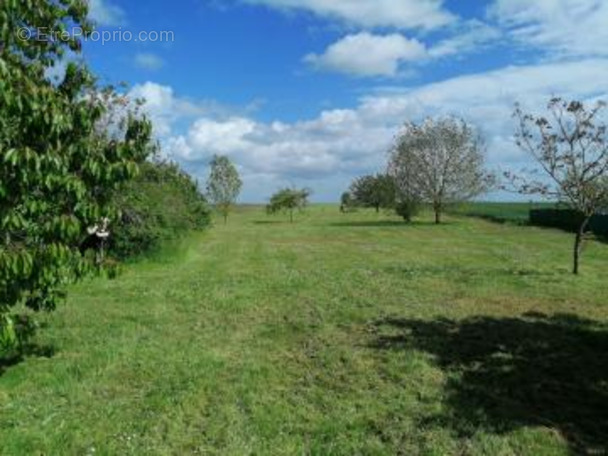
xmin=290 ymin=209 xmax=293 ymax=223
xmin=434 ymin=204 xmax=442 ymax=224
xmin=375 ymin=205 xmax=380 ymax=213
xmin=223 ymin=212 xmax=228 ymax=225
xmin=572 ymin=215 xmax=592 ymax=275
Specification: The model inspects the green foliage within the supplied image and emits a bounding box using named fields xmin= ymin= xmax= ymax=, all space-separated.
xmin=530 ymin=209 xmax=608 ymax=237
xmin=267 ymin=188 xmax=311 ymax=222
xmin=0 ymin=1 xmax=153 ymax=344
xmin=109 ymin=161 xmax=211 ymax=259
xmin=206 ymin=155 xmax=242 ymax=223
xmin=340 ymin=192 xmax=357 ymax=213
xmin=348 ymin=174 xmax=396 ymax=212
xmin=395 ymin=198 xmax=420 ymax=222
xmin=0 ymin=0 xmax=91 ymax=65
xmin=449 ymin=202 xmax=554 ymax=224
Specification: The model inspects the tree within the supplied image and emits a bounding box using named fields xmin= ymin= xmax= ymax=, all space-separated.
xmin=206 ymin=155 xmax=242 ymax=224
xmin=506 ymin=98 xmax=608 ymax=275
xmin=349 ymin=174 xmax=396 ymax=212
xmin=267 ymin=188 xmax=311 ymax=223
xmin=389 ymin=118 xmax=490 ymax=224
xmin=1 ymin=1 xmax=153 ymax=348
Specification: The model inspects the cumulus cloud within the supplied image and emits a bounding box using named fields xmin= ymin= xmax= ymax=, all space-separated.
xmin=127 ymin=82 xmax=263 ymax=137
xmin=160 ymin=59 xmax=608 ymax=200
xmin=489 ymin=0 xmax=608 ymax=58
xmin=134 ymin=53 xmax=165 ymax=71
xmin=305 ymin=23 xmax=501 ymax=78
xmin=88 ymin=0 xmax=126 ymax=26
xmin=244 ymin=0 xmax=455 ymax=30
xmin=305 ymin=33 xmax=426 ymax=77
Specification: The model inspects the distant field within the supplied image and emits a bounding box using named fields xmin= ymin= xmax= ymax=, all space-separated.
xmin=1 ymin=206 xmax=607 ymax=455
xmin=449 ymin=201 xmax=556 ymax=224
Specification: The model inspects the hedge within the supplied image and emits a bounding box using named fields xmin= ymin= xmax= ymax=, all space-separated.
xmin=529 ymin=209 xmax=608 ymax=236
xmin=109 ymin=161 xmax=211 ymax=259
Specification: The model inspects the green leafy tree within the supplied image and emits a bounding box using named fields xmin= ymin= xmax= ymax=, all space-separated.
xmin=206 ymin=155 xmax=242 ymax=224
xmin=349 ymin=174 xmax=396 ymax=213
xmin=267 ymin=188 xmax=311 ymax=223
xmin=0 ymin=1 xmax=154 ymax=349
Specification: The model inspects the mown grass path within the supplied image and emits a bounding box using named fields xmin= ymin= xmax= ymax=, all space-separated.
xmin=1 ymin=206 xmax=607 ymax=455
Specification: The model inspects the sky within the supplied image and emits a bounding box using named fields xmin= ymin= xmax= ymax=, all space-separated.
xmin=80 ymin=0 xmax=608 ymax=202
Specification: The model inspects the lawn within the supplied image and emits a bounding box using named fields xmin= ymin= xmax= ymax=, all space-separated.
xmin=1 ymin=206 xmax=607 ymax=455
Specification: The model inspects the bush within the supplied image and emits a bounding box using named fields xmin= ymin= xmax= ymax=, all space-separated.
xmin=340 ymin=192 xmax=357 ymax=213
xmin=395 ymin=199 xmax=420 ymax=222
xmin=108 ymin=161 xmax=211 ymax=258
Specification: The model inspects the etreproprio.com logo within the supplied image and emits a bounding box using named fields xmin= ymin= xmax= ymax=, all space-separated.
xmin=17 ymin=27 xmax=175 ymax=45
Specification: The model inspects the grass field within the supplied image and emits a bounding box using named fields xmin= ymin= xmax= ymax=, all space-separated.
xmin=1 ymin=206 xmax=607 ymax=455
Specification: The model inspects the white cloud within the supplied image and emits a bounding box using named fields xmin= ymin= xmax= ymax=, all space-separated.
xmin=244 ymin=0 xmax=455 ymax=30
xmin=127 ymin=82 xmax=263 ymax=137
xmin=88 ymin=0 xmax=126 ymax=26
xmin=305 ymin=23 xmax=501 ymax=78
xmin=489 ymin=0 xmax=608 ymax=58
xmin=428 ymin=20 xmax=501 ymax=59
xmin=134 ymin=53 xmax=165 ymax=71
xmin=305 ymin=33 xmax=426 ymax=77
xmin=161 ymin=59 xmax=608 ymax=200
xmin=129 ymin=82 xmax=179 ymax=136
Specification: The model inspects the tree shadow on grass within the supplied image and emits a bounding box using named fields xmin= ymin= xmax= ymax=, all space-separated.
xmin=1 ymin=315 xmax=55 ymax=377
xmin=251 ymin=220 xmax=286 ymax=225
xmin=0 ymin=343 xmax=55 ymax=377
xmin=370 ymin=312 xmax=608 ymax=455
xmin=329 ymin=220 xmax=456 ymax=228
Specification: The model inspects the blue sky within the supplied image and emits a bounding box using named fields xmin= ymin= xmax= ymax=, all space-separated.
xmin=82 ymin=0 xmax=608 ymax=202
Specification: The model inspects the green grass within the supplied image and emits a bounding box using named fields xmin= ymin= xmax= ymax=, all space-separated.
xmin=1 ymin=205 xmax=607 ymax=455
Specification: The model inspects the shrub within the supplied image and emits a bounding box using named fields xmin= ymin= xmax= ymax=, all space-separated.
xmin=109 ymin=161 xmax=211 ymax=258
xmin=395 ymin=199 xmax=420 ymax=222
xmin=340 ymin=192 xmax=357 ymax=213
